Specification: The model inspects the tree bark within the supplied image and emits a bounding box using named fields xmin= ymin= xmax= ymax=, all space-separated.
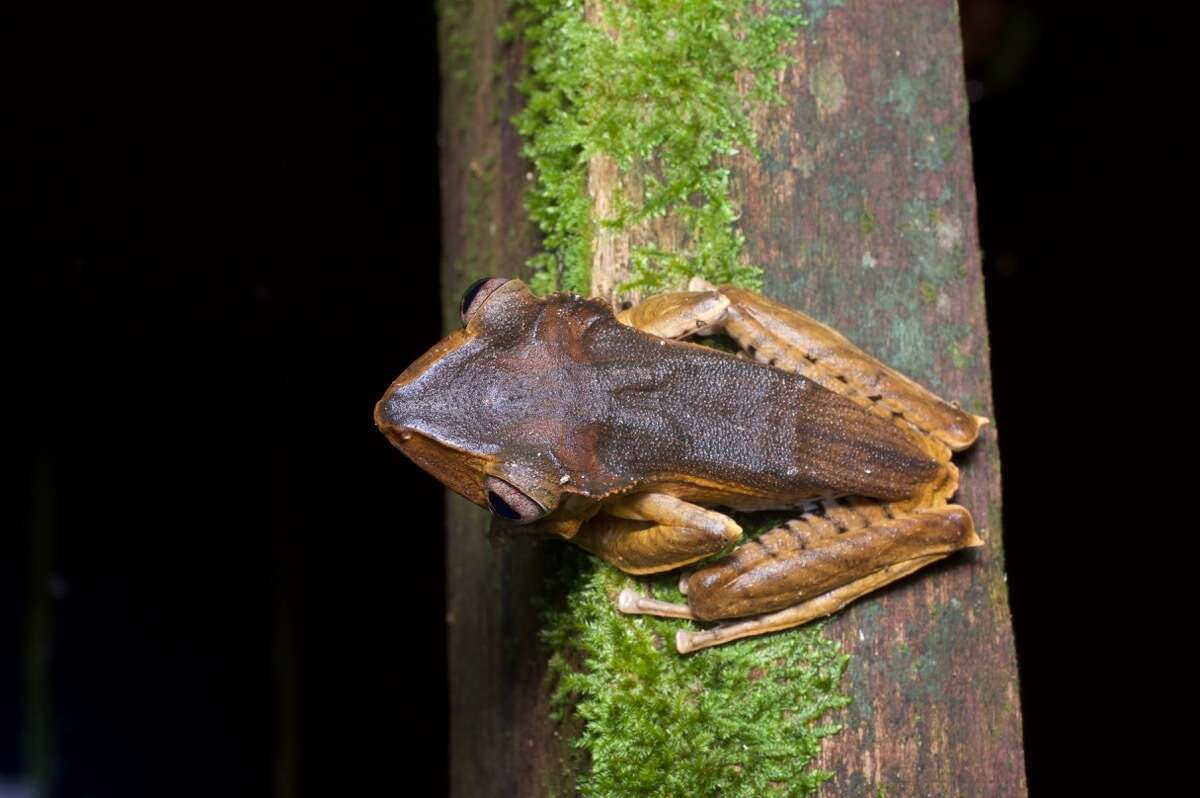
xmin=729 ymin=4 xmax=1027 ymax=793
xmin=438 ymin=2 xmax=571 ymax=795
xmin=439 ymin=1 xmax=1026 ymax=795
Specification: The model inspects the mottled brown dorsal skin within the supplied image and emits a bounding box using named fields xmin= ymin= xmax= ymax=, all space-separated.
xmin=375 ymin=281 xmax=938 ymax=529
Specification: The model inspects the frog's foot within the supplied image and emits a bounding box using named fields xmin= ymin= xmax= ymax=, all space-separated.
xmin=675 ymin=555 xmax=944 ymax=654
xmin=617 ymin=501 xmax=981 ymax=653
xmin=573 ymin=492 xmax=742 ymax=575
xmin=617 ymin=286 xmax=987 ymax=456
xmin=617 ymin=589 xmax=696 ymax=619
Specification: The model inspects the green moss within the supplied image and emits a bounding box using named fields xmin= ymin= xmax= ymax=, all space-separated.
xmin=858 ymin=204 xmax=876 ymax=236
xmin=510 ymin=0 xmax=806 ymax=295
xmin=543 ymin=549 xmax=850 ymax=798
xmin=537 ymin=429 xmax=851 ymax=797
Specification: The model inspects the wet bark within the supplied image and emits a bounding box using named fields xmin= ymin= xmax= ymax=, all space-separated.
xmin=439 ymin=1 xmax=1025 ymax=795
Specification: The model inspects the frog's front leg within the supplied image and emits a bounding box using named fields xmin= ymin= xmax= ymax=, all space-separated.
xmin=572 ymin=493 xmax=742 ymax=575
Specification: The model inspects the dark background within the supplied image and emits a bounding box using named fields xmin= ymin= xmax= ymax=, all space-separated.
xmin=6 ymin=1 xmax=1137 ymax=795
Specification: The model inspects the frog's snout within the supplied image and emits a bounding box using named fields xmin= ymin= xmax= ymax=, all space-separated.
xmin=374 ymin=383 xmax=415 ymax=447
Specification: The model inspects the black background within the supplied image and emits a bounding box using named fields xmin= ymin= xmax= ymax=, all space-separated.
xmin=6 ymin=1 xmax=1143 ymax=795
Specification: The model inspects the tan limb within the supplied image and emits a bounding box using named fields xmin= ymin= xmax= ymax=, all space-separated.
xmin=676 ymin=555 xmax=945 ymax=654
xmin=616 ymin=285 xmax=987 ymax=453
xmin=572 ymin=493 xmax=742 ymax=575
xmin=616 ymin=504 xmax=981 ymax=652
xmin=685 ymin=504 xmax=980 ymax=620
xmin=719 ymin=287 xmax=986 ymax=452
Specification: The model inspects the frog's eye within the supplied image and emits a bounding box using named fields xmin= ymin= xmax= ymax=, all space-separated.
xmin=484 ymin=475 xmax=547 ymax=523
xmin=460 ymin=277 xmax=511 ymax=325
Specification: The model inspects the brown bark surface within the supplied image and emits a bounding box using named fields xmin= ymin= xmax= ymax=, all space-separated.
xmin=730 ymin=5 xmax=1026 ymax=792
xmin=438 ymin=2 xmax=570 ymax=796
xmin=439 ymin=1 xmax=1025 ymax=795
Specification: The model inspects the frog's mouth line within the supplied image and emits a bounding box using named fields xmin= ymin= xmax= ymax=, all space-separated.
xmin=374 ymin=414 xmax=414 ymax=451
xmin=372 ymin=411 xmax=496 ymax=509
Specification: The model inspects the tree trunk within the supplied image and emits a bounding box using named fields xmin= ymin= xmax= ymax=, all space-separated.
xmin=438 ymin=2 xmax=570 ymax=795
xmin=439 ymin=1 xmax=1026 ymax=795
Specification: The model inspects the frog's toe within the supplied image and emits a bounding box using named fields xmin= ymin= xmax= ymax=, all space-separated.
xmin=617 ymin=588 xmax=695 ymax=620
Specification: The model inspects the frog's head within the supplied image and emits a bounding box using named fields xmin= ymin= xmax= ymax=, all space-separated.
xmin=374 ymin=278 xmax=612 ymax=528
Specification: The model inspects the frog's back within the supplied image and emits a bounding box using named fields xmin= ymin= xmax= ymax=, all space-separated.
xmin=577 ymin=306 xmax=941 ymax=508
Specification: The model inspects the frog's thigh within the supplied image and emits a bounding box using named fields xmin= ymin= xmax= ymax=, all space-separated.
xmin=618 ymin=501 xmax=981 ymax=653
xmin=572 ymin=493 xmax=742 ymax=575
xmin=716 ymin=286 xmax=987 ymax=453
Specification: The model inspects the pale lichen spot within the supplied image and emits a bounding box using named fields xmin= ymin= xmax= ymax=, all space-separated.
xmin=809 ymin=59 xmax=847 ymax=116
xmin=935 ymin=214 xmax=963 ymax=251
xmin=886 ymin=73 xmax=917 ymax=117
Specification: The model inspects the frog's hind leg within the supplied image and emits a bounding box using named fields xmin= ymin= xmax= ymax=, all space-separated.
xmin=714 ymin=286 xmax=987 ymax=454
xmin=618 ymin=285 xmax=979 ymax=505
xmin=675 ymin=554 xmax=946 ymax=654
xmin=619 ymin=285 xmax=986 ymax=451
xmin=618 ymin=499 xmax=982 ymax=653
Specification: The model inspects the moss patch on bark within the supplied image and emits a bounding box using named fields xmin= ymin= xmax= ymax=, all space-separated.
xmin=509 ymin=0 xmax=805 ymax=295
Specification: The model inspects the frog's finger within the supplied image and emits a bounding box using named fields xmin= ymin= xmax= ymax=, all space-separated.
xmin=572 ymin=495 xmax=742 ymax=575
xmin=617 ymin=589 xmax=695 ymax=619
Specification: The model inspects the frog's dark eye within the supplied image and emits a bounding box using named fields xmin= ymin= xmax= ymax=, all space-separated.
xmin=460 ymin=277 xmax=511 ymax=325
xmin=484 ymin=475 xmax=546 ymax=523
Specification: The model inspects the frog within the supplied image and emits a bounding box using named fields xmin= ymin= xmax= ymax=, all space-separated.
xmin=374 ymin=277 xmax=987 ymax=653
